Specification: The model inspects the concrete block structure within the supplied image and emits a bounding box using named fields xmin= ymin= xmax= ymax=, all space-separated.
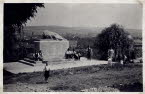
xmin=34 ymin=39 xmax=69 ymax=61
xmin=33 ymin=30 xmax=69 ymax=62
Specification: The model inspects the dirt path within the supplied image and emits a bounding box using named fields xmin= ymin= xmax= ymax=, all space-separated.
xmin=4 ymin=57 xmax=109 ymax=74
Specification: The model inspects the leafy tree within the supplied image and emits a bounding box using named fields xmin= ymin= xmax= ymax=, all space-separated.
xmin=4 ymin=3 xmax=44 ymax=62
xmin=94 ymin=24 xmax=134 ymax=60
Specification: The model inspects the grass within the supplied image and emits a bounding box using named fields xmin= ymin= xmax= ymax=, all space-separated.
xmin=4 ymin=63 xmax=142 ymax=92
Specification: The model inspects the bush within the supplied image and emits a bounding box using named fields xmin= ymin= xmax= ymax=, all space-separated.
xmin=94 ymin=24 xmax=134 ymax=60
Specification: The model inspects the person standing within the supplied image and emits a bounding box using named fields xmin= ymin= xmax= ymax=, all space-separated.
xmin=108 ymin=48 xmax=114 ymax=66
xmin=44 ymin=62 xmax=50 ymax=83
xmin=87 ymin=45 xmax=93 ymax=60
xmin=35 ymin=50 xmax=38 ymax=61
xmin=38 ymin=50 xmax=43 ymax=61
xmin=65 ymin=48 xmax=72 ymax=59
xmin=118 ymin=54 xmax=123 ymax=65
xmin=123 ymin=55 xmax=127 ymax=64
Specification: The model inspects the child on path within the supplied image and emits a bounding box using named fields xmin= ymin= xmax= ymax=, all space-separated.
xmin=44 ymin=62 xmax=50 ymax=83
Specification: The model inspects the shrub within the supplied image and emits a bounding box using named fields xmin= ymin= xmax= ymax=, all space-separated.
xmin=94 ymin=24 xmax=134 ymax=60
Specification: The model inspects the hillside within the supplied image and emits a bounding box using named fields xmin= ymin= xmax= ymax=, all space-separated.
xmin=24 ymin=26 xmax=142 ymax=39
xmin=24 ymin=26 xmax=102 ymax=39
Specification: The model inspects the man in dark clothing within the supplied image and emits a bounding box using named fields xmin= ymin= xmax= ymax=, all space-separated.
xmin=35 ymin=51 xmax=38 ymax=61
xmin=44 ymin=62 xmax=50 ymax=83
xmin=87 ymin=46 xmax=93 ymax=60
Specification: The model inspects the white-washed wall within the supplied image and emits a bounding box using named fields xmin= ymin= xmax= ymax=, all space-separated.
xmin=34 ymin=39 xmax=69 ymax=61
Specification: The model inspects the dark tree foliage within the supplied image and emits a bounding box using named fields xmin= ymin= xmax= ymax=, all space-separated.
xmin=4 ymin=3 xmax=44 ymax=26
xmin=4 ymin=3 xmax=44 ymax=62
xmin=94 ymin=24 xmax=134 ymax=60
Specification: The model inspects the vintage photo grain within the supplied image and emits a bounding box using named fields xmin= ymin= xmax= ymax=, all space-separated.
xmin=3 ymin=3 xmax=143 ymax=92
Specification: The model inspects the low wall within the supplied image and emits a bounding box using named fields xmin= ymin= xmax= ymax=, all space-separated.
xmin=34 ymin=39 xmax=69 ymax=61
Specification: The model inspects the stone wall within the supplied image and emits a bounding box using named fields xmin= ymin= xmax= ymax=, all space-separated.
xmin=34 ymin=39 xmax=69 ymax=61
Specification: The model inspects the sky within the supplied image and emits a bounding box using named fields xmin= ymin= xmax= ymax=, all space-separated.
xmin=26 ymin=3 xmax=143 ymax=29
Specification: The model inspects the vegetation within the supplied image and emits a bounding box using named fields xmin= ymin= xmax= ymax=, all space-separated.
xmin=94 ymin=24 xmax=134 ymax=60
xmin=4 ymin=3 xmax=44 ymax=62
xmin=4 ymin=63 xmax=142 ymax=92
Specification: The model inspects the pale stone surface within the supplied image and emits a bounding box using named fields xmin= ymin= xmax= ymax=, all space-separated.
xmin=4 ymin=57 xmax=109 ymax=74
xmin=34 ymin=39 xmax=69 ymax=62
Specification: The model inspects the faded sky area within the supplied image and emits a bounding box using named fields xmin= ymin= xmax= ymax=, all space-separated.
xmin=26 ymin=3 xmax=142 ymax=29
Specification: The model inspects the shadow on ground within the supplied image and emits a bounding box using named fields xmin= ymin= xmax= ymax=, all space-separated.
xmin=112 ymin=82 xmax=143 ymax=92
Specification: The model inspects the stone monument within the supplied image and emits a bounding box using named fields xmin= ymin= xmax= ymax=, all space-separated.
xmin=34 ymin=30 xmax=69 ymax=62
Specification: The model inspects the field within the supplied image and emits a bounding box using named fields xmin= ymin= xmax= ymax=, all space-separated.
xmin=24 ymin=26 xmax=142 ymax=39
xmin=4 ymin=63 xmax=142 ymax=92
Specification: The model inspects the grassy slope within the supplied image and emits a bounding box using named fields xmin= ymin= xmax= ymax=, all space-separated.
xmin=4 ymin=63 xmax=142 ymax=92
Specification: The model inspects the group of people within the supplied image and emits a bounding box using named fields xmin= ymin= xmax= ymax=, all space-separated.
xmin=36 ymin=47 xmax=132 ymax=82
xmin=108 ymin=48 xmax=128 ymax=66
xmin=34 ymin=50 xmax=43 ymax=61
xmin=42 ymin=47 xmax=132 ymax=82
xmin=65 ymin=48 xmax=81 ymax=60
xmin=65 ymin=46 xmax=93 ymax=60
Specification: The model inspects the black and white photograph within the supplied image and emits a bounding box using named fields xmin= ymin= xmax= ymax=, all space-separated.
xmin=3 ymin=2 xmax=143 ymax=92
